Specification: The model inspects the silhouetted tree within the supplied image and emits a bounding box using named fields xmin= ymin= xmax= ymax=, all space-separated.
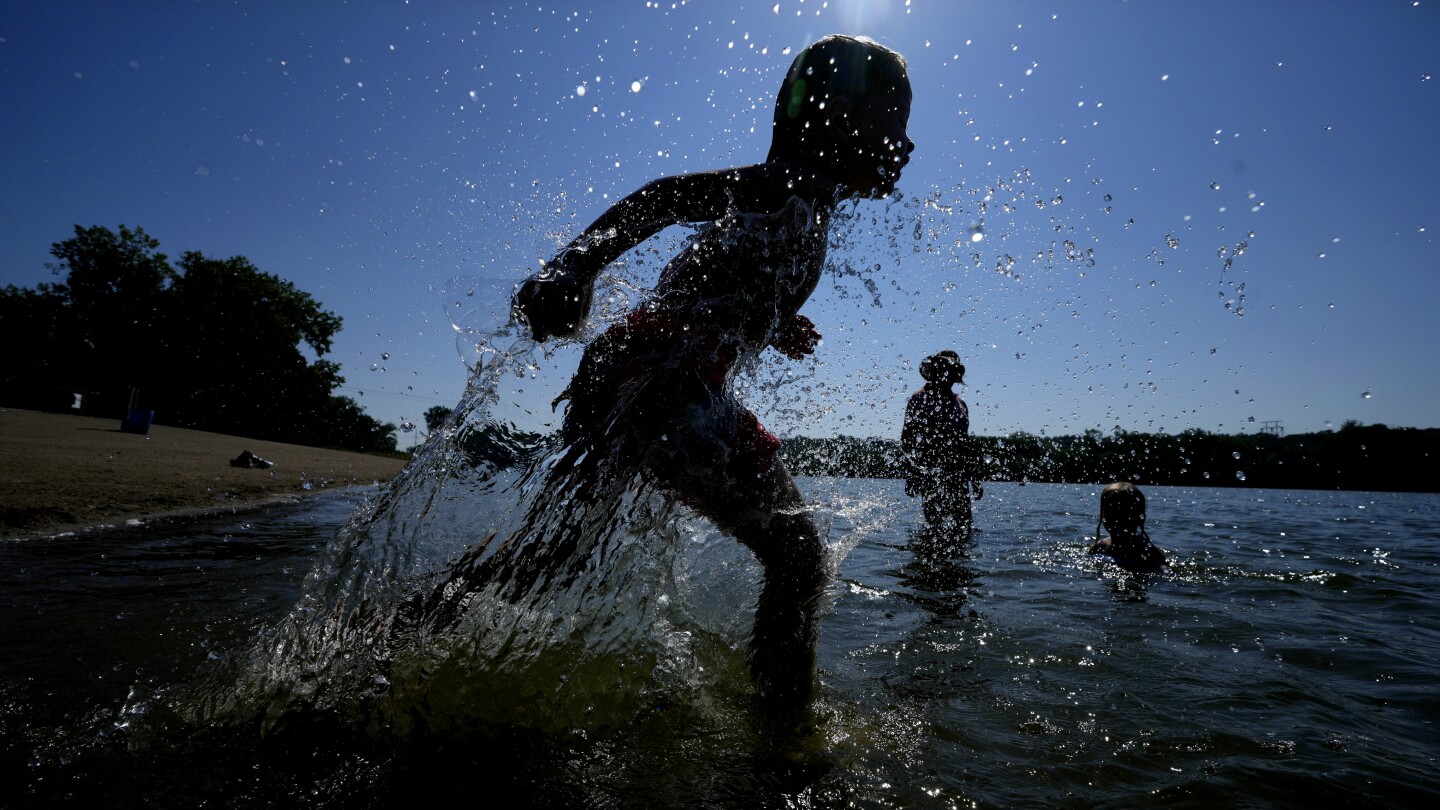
xmin=158 ymin=250 xmax=345 ymax=441
xmin=1 ymin=225 xmax=396 ymax=453
xmin=424 ymin=405 xmax=454 ymax=434
xmin=1 ymin=225 xmax=173 ymax=412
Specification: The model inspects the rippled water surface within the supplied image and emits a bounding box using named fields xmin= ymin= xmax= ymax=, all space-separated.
xmin=3 ymin=481 xmax=1437 ymax=807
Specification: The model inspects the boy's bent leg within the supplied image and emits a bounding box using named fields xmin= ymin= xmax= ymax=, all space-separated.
xmin=642 ymin=391 xmax=827 ymax=712
xmin=688 ymin=459 xmax=828 ymax=712
xmin=747 ymin=515 xmax=826 ymax=711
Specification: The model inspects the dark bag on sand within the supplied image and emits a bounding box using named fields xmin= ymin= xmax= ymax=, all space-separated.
xmin=229 ymin=450 xmax=274 ymax=469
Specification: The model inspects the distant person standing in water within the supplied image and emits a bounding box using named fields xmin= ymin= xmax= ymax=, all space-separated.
xmin=504 ymin=35 xmax=916 ymax=715
xmin=1088 ymin=481 xmax=1166 ymax=573
xmin=901 ymin=350 xmax=983 ymax=536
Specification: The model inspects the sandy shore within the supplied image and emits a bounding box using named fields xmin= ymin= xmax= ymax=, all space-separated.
xmin=1 ymin=408 xmax=410 ymax=539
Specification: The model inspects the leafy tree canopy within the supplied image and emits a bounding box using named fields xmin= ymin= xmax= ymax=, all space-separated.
xmin=1 ymin=225 xmax=396 ymax=453
xmin=424 ymin=405 xmax=454 ymax=434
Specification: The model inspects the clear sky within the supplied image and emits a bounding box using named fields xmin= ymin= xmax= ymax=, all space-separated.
xmin=3 ymin=1 xmax=1436 ymax=446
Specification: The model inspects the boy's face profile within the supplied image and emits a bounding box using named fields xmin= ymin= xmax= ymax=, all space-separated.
xmin=768 ymin=37 xmax=914 ymax=197
xmin=831 ymin=83 xmax=914 ymax=198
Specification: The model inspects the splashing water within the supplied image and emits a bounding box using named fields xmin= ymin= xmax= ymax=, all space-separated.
xmin=167 ymin=269 xmax=889 ymax=741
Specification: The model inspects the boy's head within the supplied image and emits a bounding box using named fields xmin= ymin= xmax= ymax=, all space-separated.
xmin=919 ymin=350 xmax=965 ymax=385
xmin=768 ymin=35 xmax=913 ymax=195
xmin=1099 ymin=482 xmax=1146 ymax=533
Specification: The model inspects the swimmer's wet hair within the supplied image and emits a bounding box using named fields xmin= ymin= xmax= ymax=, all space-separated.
xmin=768 ymin=34 xmax=910 ymax=162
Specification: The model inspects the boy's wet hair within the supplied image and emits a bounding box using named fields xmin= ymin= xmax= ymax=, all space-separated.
xmin=768 ymin=34 xmax=909 ymax=162
xmin=1099 ymin=482 xmax=1146 ymax=531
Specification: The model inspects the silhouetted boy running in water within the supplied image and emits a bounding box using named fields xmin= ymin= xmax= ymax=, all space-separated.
xmin=512 ymin=34 xmax=914 ymax=712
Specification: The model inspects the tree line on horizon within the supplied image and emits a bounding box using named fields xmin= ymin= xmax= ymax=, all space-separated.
xmin=0 ymin=224 xmax=397 ymax=453
xmin=11 ymin=225 xmax=1430 ymax=479
xmin=780 ymin=421 xmax=1440 ymax=494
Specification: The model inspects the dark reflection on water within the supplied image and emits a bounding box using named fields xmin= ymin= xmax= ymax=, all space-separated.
xmin=1 ymin=496 xmax=348 ymax=721
xmin=3 ymin=482 xmax=1439 ymax=807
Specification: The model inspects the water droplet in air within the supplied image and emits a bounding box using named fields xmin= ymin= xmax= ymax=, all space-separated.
xmin=381 ymin=352 xmax=390 ymax=360
xmin=630 ymin=79 xmax=643 ymax=93
xmin=1210 ymin=182 xmax=1221 ymax=190
xmin=1232 ymin=451 xmax=1242 ymax=460
xmin=1361 ymin=391 xmax=1372 ymax=399
xmin=1235 ymin=471 xmax=1247 ymax=482
xmin=576 ymin=85 xmax=587 ymax=97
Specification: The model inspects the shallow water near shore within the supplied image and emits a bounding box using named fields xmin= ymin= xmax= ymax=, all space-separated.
xmin=3 ymin=479 xmax=1437 ymax=807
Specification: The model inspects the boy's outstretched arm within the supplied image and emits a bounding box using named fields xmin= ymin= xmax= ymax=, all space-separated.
xmin=514 ymin=163 xmax=834 ymax=341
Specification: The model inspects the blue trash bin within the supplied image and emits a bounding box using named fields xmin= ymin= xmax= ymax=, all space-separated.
xmin=121 ymin=409 xmax=154 ymax=435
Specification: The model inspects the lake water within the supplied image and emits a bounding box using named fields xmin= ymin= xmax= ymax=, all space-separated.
xmin=2 ymin=479 xmax=1437 ymax=807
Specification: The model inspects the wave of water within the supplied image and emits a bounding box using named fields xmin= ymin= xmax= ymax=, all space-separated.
xmin=163 ymin=279 xmax=884 ymax=744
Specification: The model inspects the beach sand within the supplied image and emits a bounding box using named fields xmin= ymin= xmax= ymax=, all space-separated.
xmin=1 ymin=408 xmax=410 ymax=539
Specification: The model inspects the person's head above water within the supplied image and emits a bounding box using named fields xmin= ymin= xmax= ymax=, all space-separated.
xmin=919 ymin=350 xmax=965 ymax=386
xmin=767 ymin=34 xmax=914 ymax=197
xmin=1098 ymin=481 xmax=1147 ymax=536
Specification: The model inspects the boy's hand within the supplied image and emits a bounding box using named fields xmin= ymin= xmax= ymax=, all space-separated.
xmin=513 ymin=265 xmax=593 ymax=341
xmin=772 ymin=313 xmax=820 ymax=359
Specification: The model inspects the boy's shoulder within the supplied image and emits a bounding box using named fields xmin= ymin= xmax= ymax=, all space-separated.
xmin=1091 ymin=535 xmax=1167 ymax=571
xmin=633 ymin=161 xmax=840 ymax=227
xmin=698 ymin=160 xmax=841 ymax=201
xmin=635 ymin=160 xmax=838 ymax=219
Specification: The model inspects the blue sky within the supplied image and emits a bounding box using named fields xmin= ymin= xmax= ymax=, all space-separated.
xmin=3 ymin=1 xmax=1436 ymax=446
